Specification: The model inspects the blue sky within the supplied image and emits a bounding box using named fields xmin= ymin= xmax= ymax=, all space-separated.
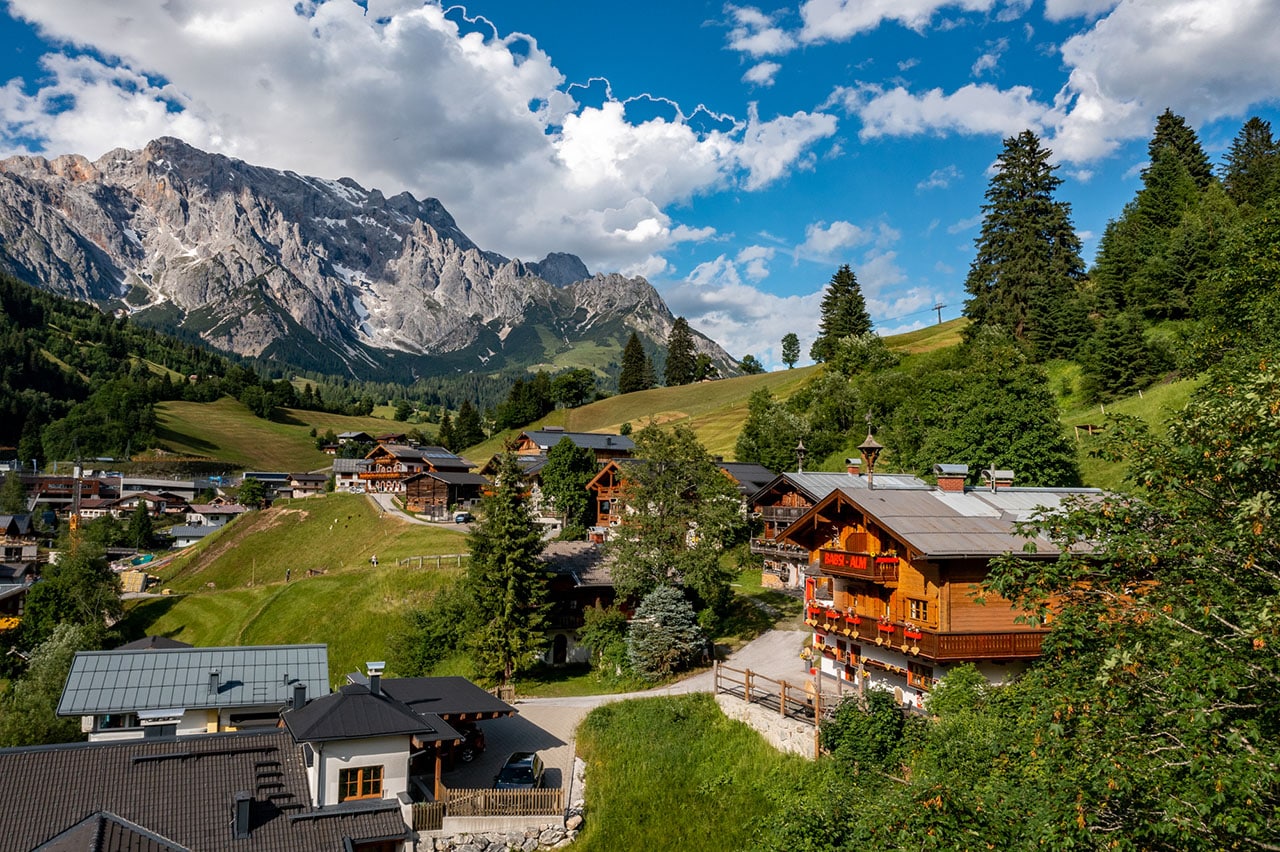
xmin=2 ymin=1 xmax=1279 ymax=368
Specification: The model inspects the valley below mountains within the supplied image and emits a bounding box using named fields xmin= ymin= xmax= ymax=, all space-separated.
xmin=0 ymin=137 xmax=731 ymax=380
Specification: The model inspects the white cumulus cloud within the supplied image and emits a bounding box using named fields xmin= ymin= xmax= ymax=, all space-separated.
xmin=798 ymin=0 xmax=996 ymax=43
xmin=725 ymin=5 xmax=797 ymax=57
xmin=743 ymin=62 xmax=783 ymax=87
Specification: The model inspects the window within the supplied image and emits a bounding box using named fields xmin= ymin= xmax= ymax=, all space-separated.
xmin=907 ymin=661 xmax=934 ymax=689
xmin=339 ymin=765 xmax=384 ymax=802
xmin=909 ymin=598 xmax=929 ymax=621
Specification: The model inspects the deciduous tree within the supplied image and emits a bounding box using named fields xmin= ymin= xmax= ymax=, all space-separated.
xmin=781 ymin=333 xmax=800 ymax=369
xmin=541 ymin=437 xmax=597 ymax=538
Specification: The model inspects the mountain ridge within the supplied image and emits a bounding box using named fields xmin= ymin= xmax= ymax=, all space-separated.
xmin=0 ymin=137 xmax=733 ymax=380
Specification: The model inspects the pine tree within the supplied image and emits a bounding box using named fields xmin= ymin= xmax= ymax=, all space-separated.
xmin=1222 ymin=116 xmax=1279 ymax=209
xmin=663 ymin=317 xmax=697 ymax=387
xmin=625 ymin=585 xmax=705 ymax=680
xmin=781 ymin=333 xmax=800 ymax=369
xmin=453 ymin=400 xmax=485 ymax=449
xmin=437 ymin=410 xmax=455 ymax=451
xmin=810 ymin=265 xmax=871 ymax=363
xmin=1147 ymin=108 xmax=1214 ymax=190
xmin=465 ymin=452 xmax=549 ymax=685
xmin=618 ymin=332 xmax=653 ymax=394
xmin=127 ymin=500 xmax=153 ymax=550
xmin=962 ymin=130 xmax=1088 ymax=359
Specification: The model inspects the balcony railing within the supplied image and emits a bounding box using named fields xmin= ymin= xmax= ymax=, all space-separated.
xmin=806 ymin=613 xmax=1046 ymax=662
xmin=759 ymin=506 xmax=807 ymax=524
xmin=816 ymin=549 xmax=900 ymax=584
xmin=750 ymin=537 xmax=808 ymax=559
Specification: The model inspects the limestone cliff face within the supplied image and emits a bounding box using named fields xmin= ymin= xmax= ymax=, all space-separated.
xmin=0 ymin=137 xmax=733 ymax=375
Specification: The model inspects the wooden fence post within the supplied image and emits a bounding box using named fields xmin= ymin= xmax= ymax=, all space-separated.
xmin=744 ymin=669 xmax=753 ymax=704
xmin=779 ymin=681 xmax=787 ymax=717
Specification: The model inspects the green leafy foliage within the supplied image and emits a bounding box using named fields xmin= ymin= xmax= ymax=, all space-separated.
xmin=578 ymin=602 xmax=630 ymax=678
xmin=607 ymin=424 xmax=747 ymax=609
xmin=625 ymin=585 xmax=705 ymax=680
xmin=781 ymin=332 xmax=800 ymax=369
xmin=0 ymin=623 xmax=100 ymax=747
xmin=390 ymin=583 xmax=476 ymax=676
xmin=0 ymin=473 xmax=26 ymax=514
xmin=541 ymin=437 xmax=597 ymax=537
xmin=127 ymin=501 xmax=154 ymax=550
xmin=20 ymin=545 xmax=121 ymax=651
xmin=738 ymin=354 xmax=765 ymax=375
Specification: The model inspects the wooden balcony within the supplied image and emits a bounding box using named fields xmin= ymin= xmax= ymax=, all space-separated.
xmin=810 ymin=617 xmax=1047 ymax=662
xmin=750 ymin=537 xmax=808 ymax=559
xmin=759 ymin=506 xmax=807 ymax=524
xmin=817 ymin=549 xmax=900 ymax=585
xmin=358 ymin=470 xmax=404 ymax=480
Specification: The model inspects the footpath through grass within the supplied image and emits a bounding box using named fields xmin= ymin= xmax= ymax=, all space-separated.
xmin=573 ymin=694 xmax=809 ymax=851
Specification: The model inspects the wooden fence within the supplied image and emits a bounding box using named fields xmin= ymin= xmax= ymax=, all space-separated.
xmin=397 ymin=553 xmax=469 ymax=569
xmin=713 ymin=662 xmax=847 ymax=726
xmin=410 ymin=785 xmax=563 ymax=829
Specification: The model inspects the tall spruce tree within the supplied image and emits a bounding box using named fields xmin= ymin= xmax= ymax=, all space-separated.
xmin=465 ymin=452 xmax=549 ymax=685
xmin=1222 ymin=116 xmax=1279 ymax=209
xmin=1147 ymin=107 xmax=1214 ymax=190
xmin=663 ymin=317 xmax=698 ymax=387
xmin=453 ymin=400 xmax=486 ymax=449
xmin=962 ymin=130 xmax=1088 ymax=359
xmin=618 ymin=332 xmax=654 ymax=394
xmin=810 ymin=265 xmax=871 ymax=363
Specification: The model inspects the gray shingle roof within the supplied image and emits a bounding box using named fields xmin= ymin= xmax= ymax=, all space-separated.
xmin=522 ymin=430 xmax=635 ymax=452
xmin=34 ymin=811 xmax=189 ymax=851
xmin=58 ymin=645 xmax=330 ymax=717
xmin=375 ymin=676 xmax=519 ymax=721
xmin=0 ymin=730 xmax=408 ymax=852
xmin=282 ymin=683 xmax=457 ymax=743
xmin=330 ymin=459 xmax=370 ymax=474
xmin=717 ymin=462 xmax=776 ymax=496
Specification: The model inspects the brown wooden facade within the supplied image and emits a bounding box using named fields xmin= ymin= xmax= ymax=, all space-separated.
xmin=585 ymin=460 xmax=628 ymax=536
xmin=749 ymin=478 xmax=820 ymax=587
xmin=782 ymin=485 xmax=1060 ymax=707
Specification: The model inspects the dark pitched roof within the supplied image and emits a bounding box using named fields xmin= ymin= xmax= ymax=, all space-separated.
xmin=0 ymin=730 xmax=408 ymax=852
xmin=521 ymin=430 xmax=635 ymax=453
xmin=404 ymin=471 xmax=490 ymax=487
xmin=374 ymin=676 xmax=518 ymax=722
xmin=0 ymin=514 xmax=33 ymax=537
xmin=282 ymin=683 xmax=457 ymax=743
xmin=716 ymin=462 xmax=776 ymax=496
xmin=58 ymin=645 xmax=330 ymax=717
xmin=34 ymin=811 xmax=189 ymax=851
xmin=115 ymin=636 xmax=194 ymax=651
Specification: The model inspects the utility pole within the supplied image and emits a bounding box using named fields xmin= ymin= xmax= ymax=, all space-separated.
xmin=933 ymin=303 xmax=947 ymax=325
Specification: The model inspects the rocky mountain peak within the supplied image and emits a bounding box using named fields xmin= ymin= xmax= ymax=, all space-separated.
xmin=0 ymin=138 xmax=735 ymax=380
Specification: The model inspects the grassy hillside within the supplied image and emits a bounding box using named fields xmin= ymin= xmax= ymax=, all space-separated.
xmin=465 ymin=365 xmax=820 ymax=462
xmin=886 ymin=316 xmax=969 ymax=354
xmin=155 ymin=398 xmax=397 ymax=470
xmin=122 ymin=494 xmax=469 ymax=681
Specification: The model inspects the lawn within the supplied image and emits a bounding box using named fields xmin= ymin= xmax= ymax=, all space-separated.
xmin=573 ymin=694 xmax=809 ymax=851
xmin=155 ymin=398 xmax=398 ymax=470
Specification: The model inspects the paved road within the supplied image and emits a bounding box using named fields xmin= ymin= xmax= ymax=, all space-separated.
xmin=442 ymin=629 xmax=809 ymax=798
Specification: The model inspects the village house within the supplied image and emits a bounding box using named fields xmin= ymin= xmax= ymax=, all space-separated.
xmin=186 ymin=500 xmax=252 ymax=527
xmin=58 ymin=644 xmax=332 ymax=741
xmin=289 ymin=471 xmax=330 ymax=498
xmin=402 ymin=469 xmax=489 ymax=518
xmin=360 ymin=445 xmax=473 ymax=495
xmin=749 ymin=461 xmax=930 ymax=589
xmin=538 ymin=541 xmax=619 ymax=665
xmin=511 ymin=427 xmax=635 ymax=465
xmin=333 ymin=457 xmax=372 ymax=493
xmin=0 ymin=653 xmax=525 ymax=850
xmin=583 ymin=458 xmax=640 ymax=540
xmin=779 ymin=457 xmax=1099 ymax=710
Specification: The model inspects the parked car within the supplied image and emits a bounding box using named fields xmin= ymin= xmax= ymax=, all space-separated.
xmin=454 ymin=511 xmax=473 ymax=524
xmin=494 ymin=751 xmax=544 ymax=790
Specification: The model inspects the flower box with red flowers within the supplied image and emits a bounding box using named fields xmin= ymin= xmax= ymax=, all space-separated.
xmin=877 ymin=622 xmax=895 ymax=634
xmin=825 ymin=609 xmax=841 ymax=620
xmin=845 ymin=612 xmax=861 ymax=625
xmin=904 ymin=629 xmax=924 ymax=641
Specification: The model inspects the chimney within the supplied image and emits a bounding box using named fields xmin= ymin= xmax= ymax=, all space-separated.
xmin=933 ymin=464 xmax=969 ymax=493
xmin=981 ymin=466 xmax=1015 ymax=491
xmin=209 ymin=669 xmax=220 ymax=695
xmin=845 ymin=458 xmax=862 ymax=476
xmin=292 ymin=682 xmax=307 ymax=710
xmin=232 ymin=791 xmax=252 ymax=839
xmin=366 ymin=661 xmax=385 ymax=696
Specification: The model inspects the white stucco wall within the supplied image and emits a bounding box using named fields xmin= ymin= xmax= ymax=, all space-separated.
xmin=314 ymin=735 xmax=411 ymax=808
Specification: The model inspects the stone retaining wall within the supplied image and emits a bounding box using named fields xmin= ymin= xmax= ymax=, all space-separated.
xmin=714 ymin=693 xmax=818 ymax=758
xmin=425 ymin=758 xmax=586 ymax=851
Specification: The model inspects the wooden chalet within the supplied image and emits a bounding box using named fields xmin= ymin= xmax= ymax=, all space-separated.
xmin=749 ymin=463 xmax=929 ymax=589
xmin=360 ymin=445 xmax=471 ymax=494
xmin=403 ymin=470 xmax=489 ymax=517
xmin=512 ymin=428 xmax=634 ymax=465
xmin=584 ymin=458 xmax=641 ymax=539
xmin=538 ymin=542 xmax=619 ymax=665
xmin=780 ymin=460 xmax=1098 ymax=709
